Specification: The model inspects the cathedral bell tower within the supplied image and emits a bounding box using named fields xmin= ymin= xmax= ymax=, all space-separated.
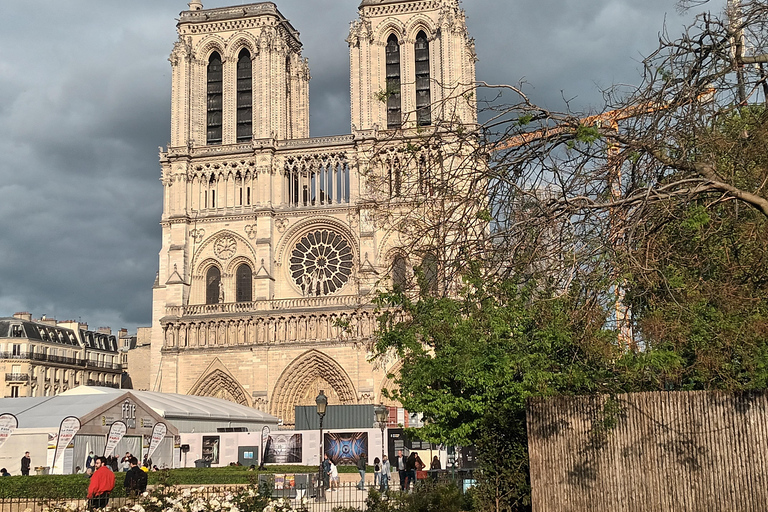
xmin=348 ymin=0 xmax=477 ymax=132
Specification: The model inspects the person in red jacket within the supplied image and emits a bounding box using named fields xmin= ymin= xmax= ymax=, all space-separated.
xmin=87 ymin=456 xmax=115 ymax=509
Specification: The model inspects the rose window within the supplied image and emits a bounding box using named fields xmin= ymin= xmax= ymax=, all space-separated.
xmin=290 ymin=230 xmax=354 ymax=296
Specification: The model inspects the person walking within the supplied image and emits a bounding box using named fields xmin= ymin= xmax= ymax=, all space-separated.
xmin=430 ymin=455 xmax=441 ymax=480
xmin=87 ymin=456 xmax=115 ymax=509
xmin=20 ymin=452 xmax=31 ymax=476
xmin=356 ymin=452 xmax=367 ymax=490
xmin=86 ymin=451 xmax=95 ymax=471
xmin=329 ymin=459 xmax=339 ymax=491
xmin=322 ymin=454 xmax=331 ymax=490
xmin=395 ymin=450 xmax=407 ymax=491
xmin=405 ymin=452 xmax=417 ymax=491
xmin=120 ymin=452 xmax=132 ymax=472
xmin=379 ymin=455 xmax=391 ymax=492
xmin=123 ymin=456 xmax=148 ymax=496
xmin=373 ymin=457 xmax=381 ymax=487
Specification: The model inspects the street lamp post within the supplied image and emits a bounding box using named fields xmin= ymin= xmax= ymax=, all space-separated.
xmin=316 ymin=390 xmax=327 ymax=502
xmin=374 ymin=403 xmax=388 ymax=488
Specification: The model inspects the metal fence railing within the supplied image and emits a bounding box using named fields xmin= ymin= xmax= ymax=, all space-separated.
xmin=0 ymin=473 xmax=476 ymax=512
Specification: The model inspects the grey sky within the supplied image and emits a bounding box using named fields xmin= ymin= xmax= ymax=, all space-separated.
xmin=0 ymin=0 xmax=697 ymax=332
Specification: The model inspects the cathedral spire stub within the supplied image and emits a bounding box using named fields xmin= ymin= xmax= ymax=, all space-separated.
xmin=188 ymin=0 xmax=203 ymax=11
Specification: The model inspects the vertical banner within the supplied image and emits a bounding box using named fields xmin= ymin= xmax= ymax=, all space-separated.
xmin=0 ymin=413 xmax=18 ymax=450
xmin=146 ymin=422 xmax=167 ymax=459
xmin=53 ymin=416 xmax=81 ymax=471
xmin=104 ymin=421 xmax=127 ymax=457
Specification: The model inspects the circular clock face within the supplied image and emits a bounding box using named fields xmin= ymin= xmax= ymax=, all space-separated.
xmin=214 ymin=235 xmax=237 ymax=259
xmin=290 ymin=229 xmax=354 ymax=296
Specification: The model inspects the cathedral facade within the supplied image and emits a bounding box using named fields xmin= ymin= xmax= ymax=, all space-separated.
xmin=150 ymin=0 xmax=477 ymax=426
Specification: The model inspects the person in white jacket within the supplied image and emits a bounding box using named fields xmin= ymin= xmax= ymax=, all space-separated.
xmin=329 ymin=460 xmax=339 ymax=491
xmin=380 ymin=455 xmax=391 ymax=491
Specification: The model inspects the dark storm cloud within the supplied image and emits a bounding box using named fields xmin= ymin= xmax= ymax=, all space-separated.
xmin=0 ymin=0 xmax=696 ymax=331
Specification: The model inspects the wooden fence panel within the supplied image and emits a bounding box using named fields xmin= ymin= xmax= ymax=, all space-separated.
xmin=527 ymin=390 xmax=768 ymax=512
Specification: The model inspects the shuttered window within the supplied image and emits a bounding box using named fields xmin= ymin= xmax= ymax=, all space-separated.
xmin=236 ymin=49 xmax=253 ymax=142
xmin=386 ymin=35 xmax=401 ymax=129
xmin=207 ymin=52 xmax=223 ymax=144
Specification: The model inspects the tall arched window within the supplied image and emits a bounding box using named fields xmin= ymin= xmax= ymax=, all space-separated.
xmin=415 ymin=31 xmax=432 ymax=126
xmin=207 ymin=52 xmax=223 ymax=144
xmin=236 ymin=49 xmax=253 ymax=142
xmin=392 ymin=255 xmax=407 ymax=290
xmin=420 ymin=253 xmax=438 ymax=295
xmin=385 ymin=34 xmax=401 ymax=129
xmin=206 ymin=266 xmax=222 ymax=304
xmin=236 ymin=263 xmax=253 ymax=302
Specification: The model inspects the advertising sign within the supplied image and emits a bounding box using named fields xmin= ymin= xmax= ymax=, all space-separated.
xmin=104 ymin=420 xmax=127 ymax=457
xmin=146 ymin=422 xmax=167 ymax=459
xmin=53 ymin=416 xmax=81 ymax=469
xmin=0 ymin=413 xmax=18 ymax=450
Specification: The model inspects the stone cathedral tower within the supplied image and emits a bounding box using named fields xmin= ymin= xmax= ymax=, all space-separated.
xmin=150 ymin=0 xmax=477 ymax=426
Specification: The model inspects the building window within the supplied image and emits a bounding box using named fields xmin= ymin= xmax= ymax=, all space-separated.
xmin=206 ymin=266 xmax=222 ymax=304
xmin=236 ymin=264 xmax=253 ymax=303
xmin=236 ymin=49 xmax=253 ymax=142
xmin=207 ymin=52 xmax=223 ymax=145
xmin=385 ymin=34 xmax=401 ymax=129
xmin=420 ymin=253 xmax=438 ymax=295
xmin=11 ymin=344 xmax=21 ymax=357
xmin=389 ymin=156 xmax=402 ymax=198
xmin=392 ymin=255 xmax=407 ymax=290
xmin=10 ymin=386 xmax=19 ymax=398
xmin=415 ymin=31 xmax=432 ymax=126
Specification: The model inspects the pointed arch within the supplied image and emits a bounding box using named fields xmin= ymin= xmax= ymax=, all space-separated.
xmin=188 ymin=358 xmax=251 ymax=407
xmin=378 ymin=360 xmax=402 ymax=406
xmin=270 ymin=349 xmax=357 ymax=426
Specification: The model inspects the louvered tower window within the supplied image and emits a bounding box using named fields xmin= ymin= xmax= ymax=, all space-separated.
xmin=207 ymin=52 xmax=223 ymax=144
xmin=236 ymin=264 xmax=253 ymax=302
xmin=386 ymin=34 xmax=402 ymax=129
xmin=206 ymin=266 xmax=221 ymax=304
xmin=236 ymin=49 xmax=253 ymax=142
xmin=415 ymin=31 xmax=432 ymax=126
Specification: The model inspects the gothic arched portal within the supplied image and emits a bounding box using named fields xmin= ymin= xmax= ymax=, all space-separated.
xmin=188 ymin=359 xmax=250 ymax=407
xmin=270 ymin=350 xmax=357 ymax=426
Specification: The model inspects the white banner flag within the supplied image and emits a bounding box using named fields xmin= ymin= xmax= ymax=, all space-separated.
xmin=104 ymin=421 xmax=127 ymax=457
xmin=146 ymin=422 xmax=167 ymax=459
xmin=0 ymin=413 xmax=18 ymax=450
xmin=53 ymin=416 xmax=80 ymax=469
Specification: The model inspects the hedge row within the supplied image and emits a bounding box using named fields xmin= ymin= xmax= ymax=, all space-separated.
xmin=0 ymin=465 xmax=370 ymax=499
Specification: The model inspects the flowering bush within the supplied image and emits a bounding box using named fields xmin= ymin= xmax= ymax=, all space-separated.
xmin=36 ymin=483 xmax=309 ymax=512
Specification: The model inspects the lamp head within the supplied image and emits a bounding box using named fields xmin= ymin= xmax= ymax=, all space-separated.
xmin=316 ymin=390 xmax=328 ymax=416
xmin=374 ymin=403 xmax=388 ymax=424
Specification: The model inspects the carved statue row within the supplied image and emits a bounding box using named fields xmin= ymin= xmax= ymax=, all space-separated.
xmin=162 ymin=310 xmax=378 ymax=349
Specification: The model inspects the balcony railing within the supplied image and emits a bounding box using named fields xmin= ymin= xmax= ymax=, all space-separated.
xmin=5 ymin=373 xmax=29 ymax=382
xmin=166 ymin=294 xmax=364 ymax=317
xmin=86 ymin=380 xmax=120 ymax=389
xmin=0 ymin=352 xmax=121 ymax=372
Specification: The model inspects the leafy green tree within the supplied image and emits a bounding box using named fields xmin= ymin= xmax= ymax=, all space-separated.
xmin=375 ymin=273 xmax=621 ymax=511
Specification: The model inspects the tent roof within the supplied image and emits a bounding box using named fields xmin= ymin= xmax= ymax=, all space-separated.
xmin=61 ymin=386 xmax=278 ymax=423
xmin=0 ymin=387 xmax=278 ymax=429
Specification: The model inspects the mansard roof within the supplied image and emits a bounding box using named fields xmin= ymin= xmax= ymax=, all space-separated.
xmin=0 ymin=317 xmax=118 ymax=353
xmin=0 ymin=318 xmax=79 ymax=346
